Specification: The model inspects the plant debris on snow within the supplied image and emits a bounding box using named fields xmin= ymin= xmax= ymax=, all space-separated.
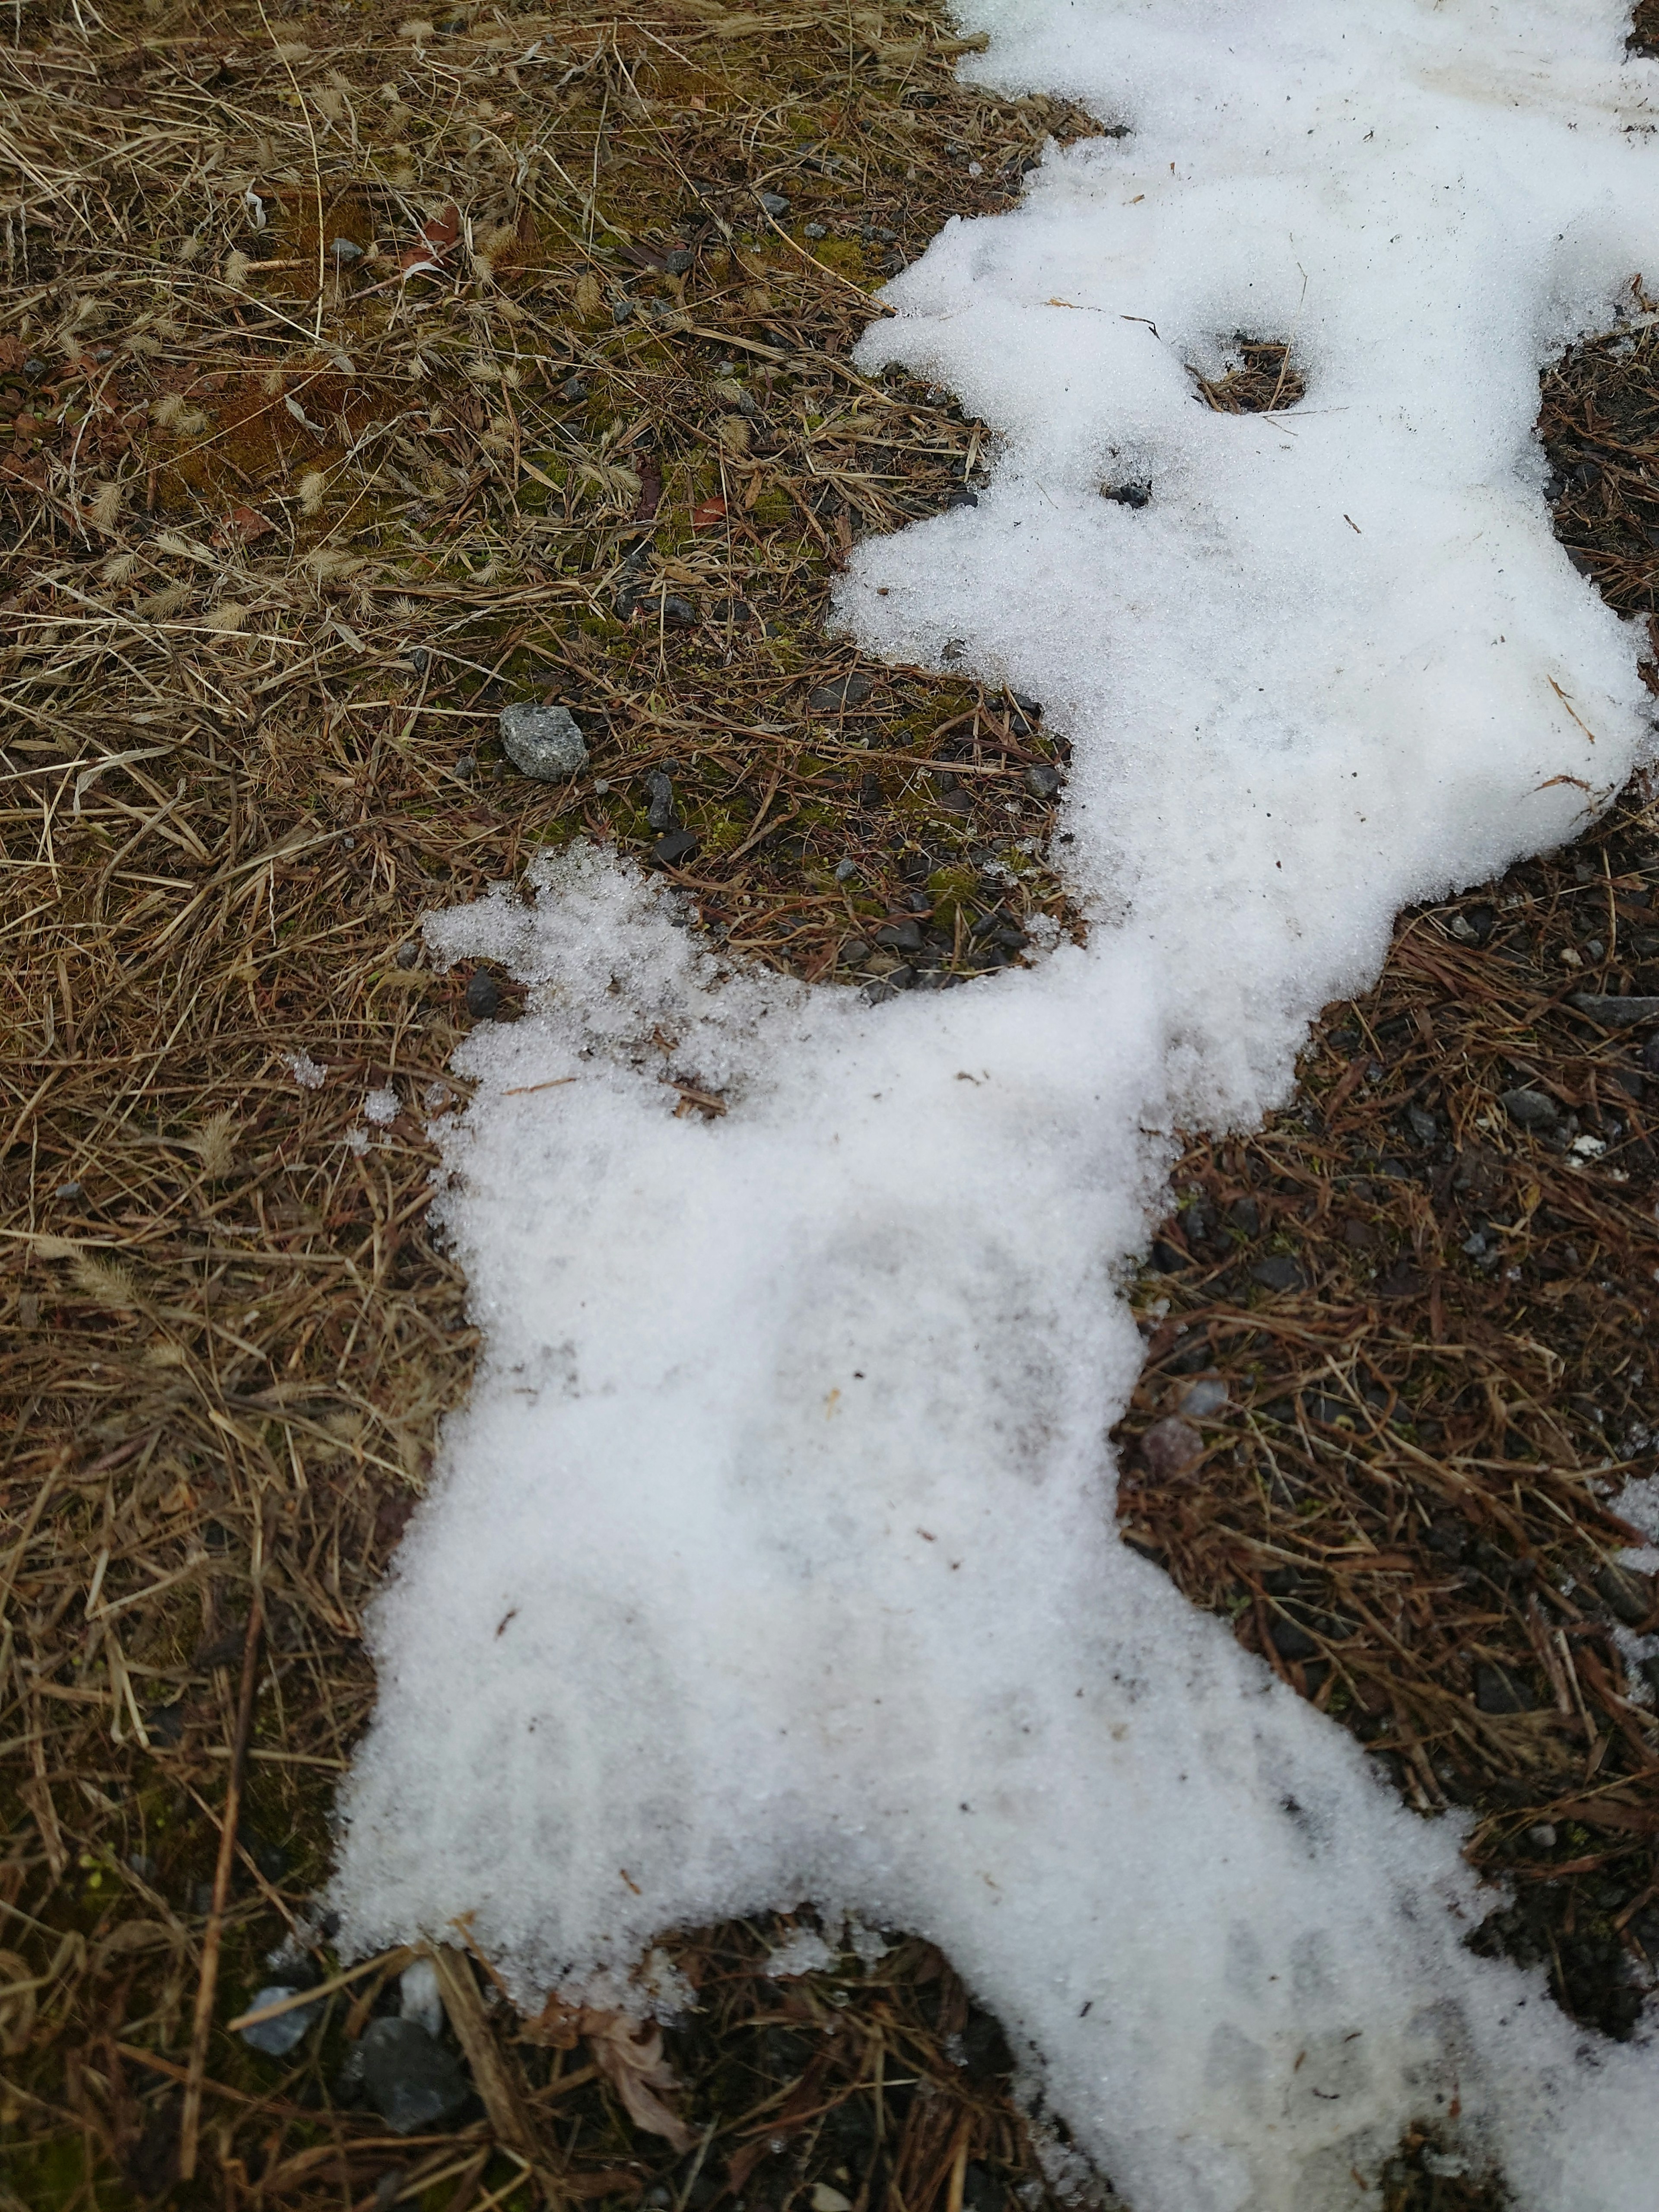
xmin=0 ymin=0 xmax=1655 ymax=2207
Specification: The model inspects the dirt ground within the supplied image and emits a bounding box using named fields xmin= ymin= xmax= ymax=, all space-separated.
xmin=1 ymin=3 xmax=1656 ymax=2208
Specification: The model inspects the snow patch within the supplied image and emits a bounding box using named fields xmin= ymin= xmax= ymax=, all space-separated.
xmin=334 ymin=7 xmax=1659 ymax=2209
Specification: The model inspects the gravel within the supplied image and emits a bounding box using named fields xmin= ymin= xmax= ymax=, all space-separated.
xmin=464 ymin=970 xmax=500 ymax=1020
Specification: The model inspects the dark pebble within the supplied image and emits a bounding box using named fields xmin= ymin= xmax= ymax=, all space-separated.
xmin=645 ymin=772 xmax=678 ymax=832
xmin=464 ymin=971 xmax=500 ymax=1020
xmin=876 ymin=918 xmax=924 ymax=953
xmin=1474 ymin=1663 xmax=1535 ymax=1715
xmin=946 ymin=488 xmax=979 ymax=509
xmin=808 ymin=672 xmax=874 ymax=713
xmin=1500 ymin=1086 xmax=1558 ymax=1129
xmin=560 ymin=376 xmax=588 ymax=402
xmin=1103 ymin=481 xmax=1151 ymax=508
xmin=1405 ymin=1104 xmax=1440 ymax=1144
xmin=653 ymin=828 xmax=699 ymax=866
xmin=394 ymin=941 xmax=420 ymax=969
xmin=663 ymin=249 xmax=694 ymax=276
xmin=1570 ymin=992 xmax=1659 ymax=1028
xmin=840 ymin=940 xmax=871 ymax=964
xmin=1269 ymin=1615 xmax=1320 ymax=1664
xmin=1024 ymin=763 xmax=1062 ymax=800
xmin=1227 ymin=1196 xmax=1260 ymax=1237
xmin=758 ymin=191 xmax=791 ymax=217
xmin=1250 ymin=1253 xmax=1305 ymax=1294
xmin=1591 ymin=1560 xmax=1654 ymax=1625
xmin=1011 ymin=692 xmax=1043 ymax=720
xmin=1151 ymin=1238 xmax=1188 ymax=1273
xmin=358 ymin=2016 xmax=469 ymax=2135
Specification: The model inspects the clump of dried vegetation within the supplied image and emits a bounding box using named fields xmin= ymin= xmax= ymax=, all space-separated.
xmin=0 ymin=0 xmax=1655 ymax=2207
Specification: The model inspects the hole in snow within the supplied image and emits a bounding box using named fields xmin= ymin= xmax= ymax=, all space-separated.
xmin=1189 ymin=337 xmax=1306 ymax=414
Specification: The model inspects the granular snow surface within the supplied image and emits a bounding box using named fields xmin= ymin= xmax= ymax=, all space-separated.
xmin=332 ymin=6 xmax=1659 ymax=2206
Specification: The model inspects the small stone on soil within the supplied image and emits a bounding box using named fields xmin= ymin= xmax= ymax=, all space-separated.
xmin=808 ymin=673 xmax=874 ymax=713
xmin=653 ymin=828 xmax=699 ymax=866
xmin=876 ymin=919 xmax=924 ymax=953
xmin=1024 ymin=764 xmax=1062 ymax=800
xmin=358 ymin=2015 xmax=469 ymax=2134
xmin=1178 ymin=1376 xmax=1229 ymax=1419
xmin=1475 ymin=1662 xmax=1535 ymax=1714
xmin=464 ymin=971 xmax=500 ymax=1020
xmin=1140 ymin=1416 xmax=1205 ymax=1479
xmin=498 ymin=702 xmax=587 ymax=782
xmin=240 ymin=1984 xmax=321 ymax=2058
xmin=1250 ymin=1253 xmax=1306 ymax=1293
xmin=1500 ymin=1086 xmax=1558 ymax=1129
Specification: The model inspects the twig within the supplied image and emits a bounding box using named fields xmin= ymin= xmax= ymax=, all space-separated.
xmin=178 ymin=1535 xmax=265 ymax=2181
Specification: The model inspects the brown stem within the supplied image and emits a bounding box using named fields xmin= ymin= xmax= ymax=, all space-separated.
xmin=179 ymin=1556 xmax=265 ymax=2181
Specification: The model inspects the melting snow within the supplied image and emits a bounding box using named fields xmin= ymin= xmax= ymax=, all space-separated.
xmin=333 ymin=6 xmax=1659 ymax=2206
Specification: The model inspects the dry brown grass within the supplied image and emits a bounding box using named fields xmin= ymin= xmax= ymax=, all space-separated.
xmin=0 ymin=1 xmax=1654 ymax=2208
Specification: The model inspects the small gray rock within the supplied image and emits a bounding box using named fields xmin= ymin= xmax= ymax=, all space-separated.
xmin=663 ymin=249 xmax=694 ymax=276
xmin=1177 ymin=1376 xmax=1229 ymax=1420
xmin=1571 ymin=992 xmax=1659 ymax=1028
xmin=876 ymin=918 xmax=924 ymax=953
xmin=1140 ymin=1416 xmax=1204 ymax=1480
xmin=645 ymin=771 xmax=678 ymax=833
xmin=1474 ymin=1662 xmax=1534 ymax=1715
xmin=804 ymin=222 xmax=827 ymax=240
xmin=1590 ymin=1560 xmax=1654 ymax=1626
xmin=1023 ymin=764 xmax=1062 ymax=801
xmin=1500 ymin=1087 xmax=1557 ymax=1130
xmin=499 ymin=702 xmax=587 ymax=782
xmin=1250 ymin=1253 xmax=1305 ymax=1294
xmin=331 ymin=237 xmax=362 ymax=263
xmin=464 ymin=970 xmax=500 ymax=1020
xmin=359 ymin=2015 xmax=469 ymax=2135
xmin=240 ymin=1984 xmax=321 ymax=2058
xmin=758 ymin=191 xmax=791 ymax=217
xmin=808 ymin=673 xmax=874 ymax=714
